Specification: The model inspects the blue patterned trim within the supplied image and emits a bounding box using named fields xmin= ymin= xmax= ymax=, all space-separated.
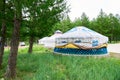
xmin=54 ymin=47 xmax=108 ymax=55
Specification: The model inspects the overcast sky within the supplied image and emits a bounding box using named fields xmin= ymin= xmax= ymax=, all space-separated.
xmin=67 ymin=0 xmax=120 ymax=21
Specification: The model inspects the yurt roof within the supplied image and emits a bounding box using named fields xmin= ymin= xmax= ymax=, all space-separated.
xmin=57 ymin=26 xmax=108 ymax=40
xmin=49 ymin=30 xmax=62 ymax=39
xmin=39 ymin=37 xmax=49 ymax=41
xmin=54 ymin=30 xmax=62 ymax=34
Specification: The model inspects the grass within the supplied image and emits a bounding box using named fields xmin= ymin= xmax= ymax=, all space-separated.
xmin=1 ymin=45 xmax=120 ymax=80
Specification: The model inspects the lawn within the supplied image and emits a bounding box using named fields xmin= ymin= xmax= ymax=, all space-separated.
xmin=0 ymin=45 xmax=120 ymax=80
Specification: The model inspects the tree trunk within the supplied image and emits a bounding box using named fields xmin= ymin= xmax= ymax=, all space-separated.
xmin=5 ymin=17 xmax=21 ymax=78
xmin=28 ymin=36 xmax=34 ymax=53
xmin=0 ymin=21 xmax=6 ymax=68
xmin=0 ymin=0 xmax=6 ymax=68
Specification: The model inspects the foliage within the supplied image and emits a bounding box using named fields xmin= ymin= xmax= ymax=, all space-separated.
xmin=20 ymin=0 xmax=69 ymax=39
xmin=52 ymin=16 xmax=72 ymax=34
xmin=80 ymin=12 xmax=90 ymax=27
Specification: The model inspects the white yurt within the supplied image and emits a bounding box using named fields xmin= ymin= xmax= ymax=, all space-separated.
xmin=54 ymin=26 xmax=108 ymax=55
xmin=44 ymin=30 xmax=62 ymax=48
xmin=38 ymin=37 xmax=49 ymax=45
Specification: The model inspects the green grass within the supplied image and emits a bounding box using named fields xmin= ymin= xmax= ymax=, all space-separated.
xmin=1 ymin=45 xmax=120 ymax=80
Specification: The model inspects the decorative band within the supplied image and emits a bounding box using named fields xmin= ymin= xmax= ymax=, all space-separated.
xmin=54 ymin=47 xmax=108 ymax=55
xmin=55 ymin=43 xmax=107 ymax=49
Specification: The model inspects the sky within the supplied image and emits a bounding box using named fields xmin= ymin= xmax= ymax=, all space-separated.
xmin=67 ymin=0 xmax=120 ymax=21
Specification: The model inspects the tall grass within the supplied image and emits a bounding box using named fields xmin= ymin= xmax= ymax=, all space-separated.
xmin=1 ymin=45 xmax=120 ymax=80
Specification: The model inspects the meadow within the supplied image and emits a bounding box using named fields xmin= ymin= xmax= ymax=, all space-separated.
xmin=0 ymin=45 xmax=120 ymax=80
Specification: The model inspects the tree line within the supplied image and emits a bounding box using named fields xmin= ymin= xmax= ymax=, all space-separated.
xmin=0 ymin=0 xmax=68 ymax=79
xmin=53 ymin=9 xmax=120 ymax=43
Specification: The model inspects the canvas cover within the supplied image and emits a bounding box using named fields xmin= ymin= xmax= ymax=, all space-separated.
xmin=44 ymin=30 xmax=62 ymax=48
xmin=55 ymin=26 xmax=108 ymax=48
xmin=38 ymin=37 xmax=49 ymax=45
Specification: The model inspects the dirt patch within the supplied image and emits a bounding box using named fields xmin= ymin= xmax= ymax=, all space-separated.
xmin=109 ymin=53 xmax=120 ymax=58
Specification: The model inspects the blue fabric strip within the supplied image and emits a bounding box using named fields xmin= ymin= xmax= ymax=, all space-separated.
xmin=54 ymin=47 xmax=108 ymax=55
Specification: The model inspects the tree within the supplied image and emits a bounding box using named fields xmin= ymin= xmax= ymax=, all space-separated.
xmin=26 ymin=0 xmax=69 ymax=53
xmin=0 ymin=0 xmax=6 ymax=68
xmin=72 ymin=18 xmax=82 ymax=27
xmin=5 ymin=0 xmax=22 ymax=78
xmin=90 ymin=10 xmax=110 ymax=36
xmin=90 ymin=9 xmax=120 ymax=42
xmin=52 ymin=16 xmax=72 ymax=33
xmin=80 ymin=12 xmax=90 ymax=27
xmin=0 ymin=0 xmax=15 ymax=68
xmin=114 ymin=14 xmax=120 ymax=41
xmin=108 ymin=14 xmax=120 ymax=42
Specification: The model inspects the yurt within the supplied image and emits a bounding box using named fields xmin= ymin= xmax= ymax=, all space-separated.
xmin=38 ymin=37 xmax=49 ymax=45
xmin=54 ymin=26 xmax=108 ymax=55
xmin=44 ymin=30 xmax=62 ymax=48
